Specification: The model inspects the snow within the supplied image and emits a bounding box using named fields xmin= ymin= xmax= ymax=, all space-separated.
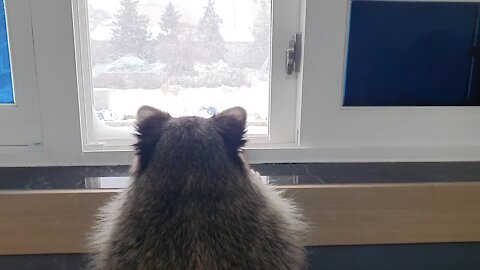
xmin=89 ymin=26 xmax=113 ymax=41
xmin=102 ymin=82 xmax=268 ymax=118
xmin=194 ymin=60 xmax=232 ymax=73
xmin=92 ymin=55 xmax=158 ymax=76
xmin=221 ymin=27 xmax=254 ymax=43
xmin=94 ymin=81 xmax=269 ymax=136
xmin=93 ymin=114 xmax=135 ymax=139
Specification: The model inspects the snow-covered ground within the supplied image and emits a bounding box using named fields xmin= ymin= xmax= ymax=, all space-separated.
xmin=93 ymin=81 xmax=269 ymax=137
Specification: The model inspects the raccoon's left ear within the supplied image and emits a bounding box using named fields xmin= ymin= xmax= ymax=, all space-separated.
xmin=212 ymin=107 xmax=247 ymax=152
xmin=136 ymin=105 xmax=170 ymax=123
xmin=134 ymin=106 xmax=171 ymax=176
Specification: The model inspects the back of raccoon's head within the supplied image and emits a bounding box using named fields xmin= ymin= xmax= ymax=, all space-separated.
xmin=132 ymin=106 xmax=247 ymax=179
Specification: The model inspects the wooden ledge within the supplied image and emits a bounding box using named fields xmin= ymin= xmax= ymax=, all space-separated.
xmin=1 ymin=183 xmax=480 ymax=255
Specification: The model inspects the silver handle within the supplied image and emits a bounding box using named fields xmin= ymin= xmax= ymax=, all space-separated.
xmin=286 ymin=32 xmax=302 ymax=75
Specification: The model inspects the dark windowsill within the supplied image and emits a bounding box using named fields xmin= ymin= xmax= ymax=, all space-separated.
xmin=0 ymin=162 xmax=480 ymax=190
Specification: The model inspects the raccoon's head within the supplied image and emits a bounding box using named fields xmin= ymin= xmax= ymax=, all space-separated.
xmin=132 ymin=106 xmax=247 ymax=178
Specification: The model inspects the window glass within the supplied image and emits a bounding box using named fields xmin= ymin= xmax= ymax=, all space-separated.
xmin=344 ymin=1 xmax=480 ymax=106
xmin=0 ymin=0 xmax=13 ymax=104
xmin=87 ymin=0 xmax=270 ymax=136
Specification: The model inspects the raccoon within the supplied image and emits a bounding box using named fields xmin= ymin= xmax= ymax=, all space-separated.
xmin=88 ymin=106 xmax=306 ymax=270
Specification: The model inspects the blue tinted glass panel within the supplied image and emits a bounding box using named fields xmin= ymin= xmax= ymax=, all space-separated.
xmin=0 ymin=0 xmax=13 ymax=104
xmin=344 ymin=1 xmax=480 ymax=106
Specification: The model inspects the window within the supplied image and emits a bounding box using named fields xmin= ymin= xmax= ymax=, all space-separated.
xmin=0 ymin=0 xmax=13 ymax=104
xmin=74 ymin=0 xmax=300 ymax=150
xmin=0 ymin=0 xmax=41 ymax=147
xmin=298 ymin=0 xmax=480 ymax=160
xmin=344 ymin=1 xmax=480 ymax=106
xmin=4 ymin=0 xmax=480 ymax=165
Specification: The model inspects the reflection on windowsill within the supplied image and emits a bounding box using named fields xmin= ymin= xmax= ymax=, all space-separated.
xmin=2 ymin=163 xmax=480 ymax=191
xmin=84 ymin=175 xmax=284 ymax=189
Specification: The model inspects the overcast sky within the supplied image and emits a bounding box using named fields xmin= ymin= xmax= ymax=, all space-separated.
xmin=89 ymin=0 xmax=264 ymax=42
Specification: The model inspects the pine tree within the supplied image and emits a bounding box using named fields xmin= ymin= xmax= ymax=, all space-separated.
xmin=88 ymin=5 xmax=111 ymax=32
xmin=161 ymin=23 xmax=196 ymax=76
xmin=159 ymin=2 xmax=181 ymax=37
xmin=110 ymin=0 xmax=151 ymax=58
xmin=197 ymin=0 xmax=226 ymax=63
xmin=156 ymin=4 xmax=193 ymax=75
xmin=249 ymin=0 xmax=271 ymax=68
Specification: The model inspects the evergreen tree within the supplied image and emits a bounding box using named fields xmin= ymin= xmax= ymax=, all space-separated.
xmin=156 ymin=4 xmax=193 ymax=76
xmin=110 ymin=0 xmax=151 ymax=58
xmin=88 ymin=5 xmax=111 ymax=32
xmin=159 ymin=2 xmax=181 ymax=37
xmin=196 ymin=0 xmax=226 ymax=63
xmin=249 ymin=0 xmax=271 ymax=68
xmin=161 ymin=23 xmax=196 ymax=76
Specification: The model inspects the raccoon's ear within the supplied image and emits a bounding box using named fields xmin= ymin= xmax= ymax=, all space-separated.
xmin=136 ymin=105 xmax=170 ymax=123
xmin=133 ymin=106 xmax=171 ymax=176
xmin=212 ymin=107 xmax=247 ymax=152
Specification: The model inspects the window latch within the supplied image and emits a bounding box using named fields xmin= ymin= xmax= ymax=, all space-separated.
xmin=286 ymin=32 xmax=302 ymax=75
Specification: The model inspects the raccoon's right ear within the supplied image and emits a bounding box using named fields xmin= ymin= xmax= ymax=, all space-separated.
xmin=133 ymin=106 xmax=171 ymax=176
xmin=212 ymin=107 xmax=247 ymax=154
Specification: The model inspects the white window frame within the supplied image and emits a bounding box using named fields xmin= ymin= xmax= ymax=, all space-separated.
xmin=0 ymin=0 xmax=42 ymax=147
xmin=0 ymin=0 xmax=307 ymax=166
xmin=72 ymin=0 xmax=301 ymax=151
xmin=2 ymin=0 xmax=480 ymax=166
xmin=296 ymin=0 xmax=480 ymax=162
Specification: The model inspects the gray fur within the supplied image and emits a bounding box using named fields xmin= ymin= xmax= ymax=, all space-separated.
xmin=88 ymin=106 xmax=307 ymax=270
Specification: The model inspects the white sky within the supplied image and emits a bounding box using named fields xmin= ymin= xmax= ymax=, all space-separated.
xmin=89 ymin=0 xmax=262 ymax=42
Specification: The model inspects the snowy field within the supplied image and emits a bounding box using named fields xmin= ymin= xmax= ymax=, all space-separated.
xmin=94 ymin=81 xmax=269 ymax=137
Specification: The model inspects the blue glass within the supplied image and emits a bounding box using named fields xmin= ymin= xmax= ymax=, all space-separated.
xmin=344 ymin=1 xmax=480 ymax=106
xmin=0 ymin=0 xmax=13 ymax=104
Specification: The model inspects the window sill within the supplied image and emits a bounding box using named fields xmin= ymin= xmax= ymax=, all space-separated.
xmin=2 ymin=144 xmax=480 ymax=166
